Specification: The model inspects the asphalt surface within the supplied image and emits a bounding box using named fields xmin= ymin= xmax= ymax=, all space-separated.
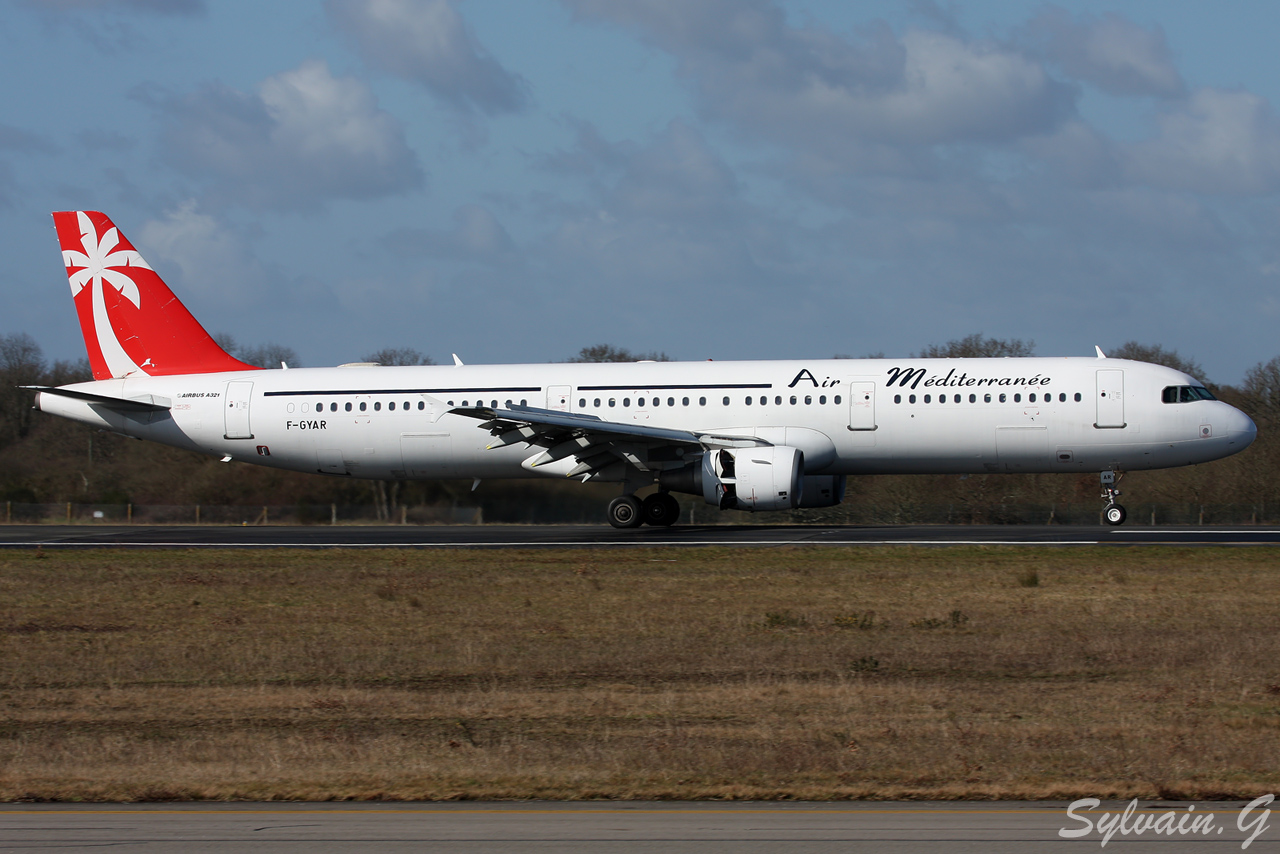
xmin=2 ymin=800 xmax=1277 ymax=853
xmin=0 ymin=523 xmax=1278 ymax=548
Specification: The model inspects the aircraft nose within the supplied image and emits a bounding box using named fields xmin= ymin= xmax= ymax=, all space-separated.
xmin=1224 ymin=405 xmax=1257 ymax=449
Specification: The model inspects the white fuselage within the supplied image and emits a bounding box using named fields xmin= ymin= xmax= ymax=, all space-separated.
xmin=35 ymin=357 xmax=1256 ymax=481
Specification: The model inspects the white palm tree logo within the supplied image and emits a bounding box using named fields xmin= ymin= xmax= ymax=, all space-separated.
xmin=62 ymin=211 xmax=151 ymax=377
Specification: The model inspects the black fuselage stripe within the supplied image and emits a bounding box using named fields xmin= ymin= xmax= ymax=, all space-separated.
xmin=577 ymin=384 xmax=773 ymax=391
xmin=263 ymin=383 xmax=774 ymax=397
xmin=263 ymin=388 xmax=542 ymax=397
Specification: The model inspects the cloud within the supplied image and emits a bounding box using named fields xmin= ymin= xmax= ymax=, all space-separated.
xmin=385 ymin=204 xmax=516 ymax=259
xmin=1127 ymin=88 xmax=1280 ymax=194
xmin=0 ymin=123 xmax=60 ymax=155
xmin=1020 ymin=7 xmax=1184 ymax=98
xmin=327 ymin=0 xmax=528 ymax=114
xmin=137 ymin=201 xmax=266 ymax=300
xmin=21 ymin=0 xmax=203 ymax=13
xmin=150 ymin=60 xmax=424 ymax=210
xmin=563 ymin=0 xmax=1075 ymax=168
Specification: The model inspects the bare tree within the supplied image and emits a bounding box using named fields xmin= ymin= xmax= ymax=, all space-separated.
xmin=239 ymin=343 xmax=301 ymax=369
xmin=569 ymin=344 xmax=671 ymax=362
xmin=916 ymin=334 xmax=1035 ymax=358
xmin=1107 ymin=342 xmax=1206 ymax=382
xmin=0 ymin=333 xmax=48 ymax=444
xmin=362 ymin=347 xmax=435 ymax=366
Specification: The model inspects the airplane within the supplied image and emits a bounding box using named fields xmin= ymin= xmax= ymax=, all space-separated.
xmin=27 ymin=211 xmax=1257 ymax=528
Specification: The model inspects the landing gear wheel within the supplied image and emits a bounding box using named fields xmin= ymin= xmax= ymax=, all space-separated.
xmin=1103 ymin=503 xmax=1127 ymax=526
xmin=607 ymin=495 xmax=644 ymax=529
xmin=641 ymin=493 xmax=681 ymax=527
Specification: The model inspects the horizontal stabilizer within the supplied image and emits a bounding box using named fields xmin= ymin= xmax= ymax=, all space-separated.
xmin=23 ymin=385 xmax=171 ymax=412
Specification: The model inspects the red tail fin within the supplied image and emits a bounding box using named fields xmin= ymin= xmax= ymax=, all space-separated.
xmin=51 ymin=211 xmax=259 ymax=380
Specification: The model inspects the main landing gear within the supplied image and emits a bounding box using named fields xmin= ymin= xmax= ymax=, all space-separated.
xmin=1100 ymin=470 xmax=1126 ymax=526
xmin=607 ymin=492 xmax=681 ymax=529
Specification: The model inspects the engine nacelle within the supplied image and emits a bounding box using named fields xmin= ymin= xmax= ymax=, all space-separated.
xmin=797 ymin=474 xmax=846 ymax=508
xmin=702 ymin=446 xmax=804 ymax=511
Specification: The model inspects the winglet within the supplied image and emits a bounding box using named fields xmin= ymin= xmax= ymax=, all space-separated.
xmin=452 ymin=353 xmax=464 ymax=366
xmin=1095 ymin=346 xmax=1106 ymax=359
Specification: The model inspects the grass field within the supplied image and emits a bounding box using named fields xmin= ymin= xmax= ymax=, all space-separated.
xmin=1 ymin=545 xmax=1278 ymax=801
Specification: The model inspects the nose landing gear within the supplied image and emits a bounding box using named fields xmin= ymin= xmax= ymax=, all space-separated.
xmin=1100 ymin=470 xmax=1126 ymax=526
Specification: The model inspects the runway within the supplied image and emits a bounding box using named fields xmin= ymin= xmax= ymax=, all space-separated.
xmin=2 ymin=800 xmax=1275 ymax=853
xmin=0 ymin=523 xmax=1278 ymax=548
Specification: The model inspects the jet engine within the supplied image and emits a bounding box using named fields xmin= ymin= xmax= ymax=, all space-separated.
xmin=657 ymin=446 xmax=801 ymax=511
xmin=659 ymin=450 xmax=848 ymax=511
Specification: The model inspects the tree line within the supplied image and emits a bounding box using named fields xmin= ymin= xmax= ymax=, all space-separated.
xmin=0 ymin=334 xmax=1275 ymax=522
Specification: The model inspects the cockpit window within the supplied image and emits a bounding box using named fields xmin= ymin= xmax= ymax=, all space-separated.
xmin=1163 ymin=385 xmax=1216 ymax=403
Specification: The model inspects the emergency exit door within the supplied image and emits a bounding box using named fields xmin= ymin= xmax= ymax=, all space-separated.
xmin=1095 ymin=370 xmax=1125 ymax=428
xmin=224 ymin=381 xmax=254 ymax=439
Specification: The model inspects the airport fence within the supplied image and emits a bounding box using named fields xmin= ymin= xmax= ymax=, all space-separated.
xmin=1 ymin=501 xmax=1278 ymax=526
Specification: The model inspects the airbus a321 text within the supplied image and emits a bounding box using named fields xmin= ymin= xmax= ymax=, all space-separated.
xmin=29 ymin=211 xmax=1257 ymax=528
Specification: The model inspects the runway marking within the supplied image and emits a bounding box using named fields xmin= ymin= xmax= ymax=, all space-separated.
xmin=0 ymin=539 xmax=1108 ymax=548
xmin=0 ymin=806 xmax=1253 ymax=816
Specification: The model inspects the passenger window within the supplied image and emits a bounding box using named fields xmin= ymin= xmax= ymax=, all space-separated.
xmin=359 ymin=402 xmax=367 ymax=411
xmin=405 ymin=401 xmax=411 ymax=410
xmin=1074 ymin=393 xmax=1081 ymax=402
xmin=346 ymin=402 xmax=353 ymax=412
xmin=805 ymin=395 xmax=812 ymax=404
xmin=389 ymin=402 xmax=396 ymax=411
xmin=594 ymin=398 xmax=601 ymax=407
xmin=1058 ymin=393 xmax=1065 ymax=403
xmin=699 ymin=397 xmax=706 ymax=406
xmin=624 ymin=398 xmax=631 ymax=407
xmin=1014 ymin=394 xmax=1021 ymax=403
xmin=609 ymin=398 xmax=616 ymax=407
xmin=374 ymin=402 xmax=382 ymax=411
xmin=745 ymin=396 xmax=752 ymax=405
xmin=999 ymin=394 xmax=1006 ymax=403
xmin=723 ymin=396 xmax=730 ymax=405
xmin=330 ymin=402 xmax=337 ymax=412
xmin=938 ymin=395 xmax=945 ymax=404
xmin=894 ymin=394 xmax=901 ymax=404
xmin=1029 ymin=393 xmax=1036 ymax=403
xmin=579 ymin=398 xmax=586 ymax=408
xmin=682 ymin=397 xmax=689 ymax=406
xmin=520 ymin=400 xmax=527 ymax=406
xmin=491 ymin=400 xmax=497 ymax=408
xmin=760 ymin=396 xmax=767 ymax=405
xmin=984 ymin=394 xmax=991 ymax=403
xmin=637 ymin=397 xmax=645 ymax=407
xmin=790 ymin=396 xmax=797 ymax=405
xmin=969 ymin=394 xmax=976 ymax=403
xmin=669 ymin=397 xmax=675 ymax=406
xmin=834 ymin=395 xmax=841 ymax=404
xmin=924 ymin=394 xmax=931 ymax=403
xmin=775 ymin=396 xmax=782 ymax=405
xmin=819 ymin=395 xmax=827 ymax=404
xmin=909 ymin=394 xmax=916 ymax=404
xmin=953 ymin=394 xmax=960 ymax=403
xmin=418 ymin=401 xmax=425 ymax=410
xmin=316 ymin=401 xmax=323 ymax=411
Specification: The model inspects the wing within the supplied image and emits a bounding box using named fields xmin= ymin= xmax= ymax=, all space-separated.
xmin=449 ymin=402 xmax=763 ymax=480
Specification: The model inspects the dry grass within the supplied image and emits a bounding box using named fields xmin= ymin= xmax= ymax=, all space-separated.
xmin=1 ymin=545 xmax=1278 ymax=801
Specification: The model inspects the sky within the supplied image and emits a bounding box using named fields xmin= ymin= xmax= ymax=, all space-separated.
xmin=3 ymin=0 xmax=1279 ymax=383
